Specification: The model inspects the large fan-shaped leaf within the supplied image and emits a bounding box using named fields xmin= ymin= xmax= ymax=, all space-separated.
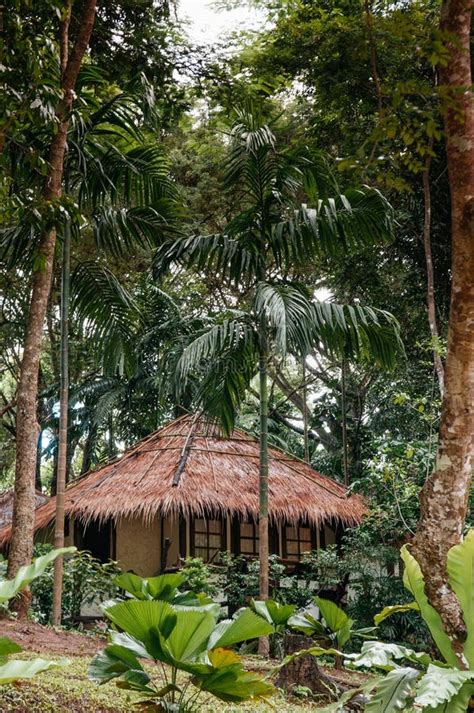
xmin=113 ymin=572 xmax=185 ymax=601
xmin=208 ymin=608 xmax=274 ymax=650
xmin=193 ymin=663 xmax=275 ymax=703
xmin=104 ymin=599 xmax=177 ymax=659
xmin=161 ymin=608 xmax=216 ymax=663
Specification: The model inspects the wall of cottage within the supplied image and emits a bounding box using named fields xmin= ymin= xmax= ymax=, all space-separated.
xmin=115 ymin=516 xmax=162 ymax=576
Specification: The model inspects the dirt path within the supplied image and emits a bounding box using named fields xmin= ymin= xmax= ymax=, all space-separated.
xmin=1 ymin=619 xmax=105 ymax=656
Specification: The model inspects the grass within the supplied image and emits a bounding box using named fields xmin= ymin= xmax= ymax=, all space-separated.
xmin=0 ymin=653 xmax=319 ymax=712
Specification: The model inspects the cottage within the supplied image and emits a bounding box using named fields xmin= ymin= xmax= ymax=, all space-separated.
xmin=0 ymin=414 xmax=366 ymax=575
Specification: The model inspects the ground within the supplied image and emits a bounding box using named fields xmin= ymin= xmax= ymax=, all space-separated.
xmin=0 ymin=622 xmax=366 ymax=711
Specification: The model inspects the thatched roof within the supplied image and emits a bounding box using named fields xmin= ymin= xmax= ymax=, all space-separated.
xmin=0 ymin=489 xmax=49 ymax=530
xmin=0 ymin=414 xmax=366 ymax=544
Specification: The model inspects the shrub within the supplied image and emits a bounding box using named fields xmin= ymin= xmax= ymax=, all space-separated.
xmin=218 ymin=553 xmax=285 ymax=612
xmin=180 ymin=556 xmax=218 ymax=597
xmin=30 ymin=544 xmax=121 ymax=627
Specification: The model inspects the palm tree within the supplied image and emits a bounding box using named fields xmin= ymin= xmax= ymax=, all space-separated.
xmin=154 ymin=106 xmax=402 ymax=639
xmin=2 ymin=71 xmax=180 ymax=620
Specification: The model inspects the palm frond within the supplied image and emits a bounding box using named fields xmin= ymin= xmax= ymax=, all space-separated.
xmin=175 ymin=317 xmax=258 ymax=434
xmin=153 ymin=232 xmax=259 ymax=285
xmin=78 ymin=144 xmax=175 ymax=208
xmin=71 ymin=262 xmax=139 ymax=375
xmin=272 ymin=187 xmax=394 ymax=268
xmin=253 ymin=282 xmax=315 ymax=356
xmin=311 ymin=302 xmax=403 ymax=369
xmin=92 ymin=204 xmax=174 ymax=258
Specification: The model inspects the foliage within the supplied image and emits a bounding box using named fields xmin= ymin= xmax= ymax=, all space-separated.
xmin=250 ymin=597 xmax=297 ymax=658
xmin=89 ymin=598 xmax=275 ymax=710
xmin=0 ymin=546 xmax=75 ymax=607
xmin=287 ymin=531 xmax=474 ymax=710
xmin=30 ymin=545 xmax=121 ymax=627
xmin=112 ymin=570 xmax=216 ymax=612
xmin=0 ymin=547 xmax=73 ymax=685
xmin=289 ymin=597 xmax=375 ymax=652
xmin=218 ymin=553 xmax=286 ymax=611
xmin=155 ymin=105 xmax=401 ymax=434
xmin=180 ymin=557 xmax=218 ymax=599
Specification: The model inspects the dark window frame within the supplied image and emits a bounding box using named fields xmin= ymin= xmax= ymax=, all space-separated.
xmin=190 ymin=517 xmax=225 ymax=562
xmin=239 ymin=520 xmax=259 ymax=556
xmin=283 ymin=523 xmax=315 ymax=560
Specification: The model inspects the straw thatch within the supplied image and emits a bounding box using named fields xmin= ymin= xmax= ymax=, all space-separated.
xmin=0 ymin=414 xmax=366 ymax=544
xmin=0 ymin=489 xmax=49 ymax=530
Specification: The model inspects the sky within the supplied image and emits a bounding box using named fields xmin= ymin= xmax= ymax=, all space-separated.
xmin=177 ymin=0 xmax=264 ymax=43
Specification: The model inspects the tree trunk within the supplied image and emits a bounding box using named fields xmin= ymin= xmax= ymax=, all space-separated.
xmin=7 ymin=0 xmax=98 ymax=608
xmin=276 ymin=633 xmax=341 ymax=699
xmin=302 ymin=358 xmax=310 ymax=464
xmin=52 ymin=219 xmax=70 ymax=626
xmin=422 ymin=149 xmax=445 ymax=394
xmin=413 ymin=0 xmax=474 ymax=660
xmin=341 ymin=358 xmax=349 ymax=486
xmin=258 ymin=314 xmax=270 ymax=656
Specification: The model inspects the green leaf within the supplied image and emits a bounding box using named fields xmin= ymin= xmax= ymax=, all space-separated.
xmin=414 ymin=665 xmax=474 ymax=708
xmin=0 ymin=637 xmax=22 ymax=656
xmin=115 ymin=668 xmax=156 ymax=694
xmin=0 ymin=547 xmax=76 ymax=604
xmin=366 ymin=667 xmax=419 ymax=712
xmin=208 ymin=608 xmax=274 ymax=650
xmin=88 ymin=643 xmax=146 ymax=683
xmin=160 ymin=608 xmax=216 ymax=663
xmin=113 ymin=572 xmax=185 ymax=602
xmin=193 ymin=663 xmax=275 ymax=703
xmin=426 ymin=683 xmax=474 ymax=713
xmin=401 ymin=545 xmax=458 ymax=667
xmin=0 ymin=657 xmax=69 ymax=685
xmin=447 ymin=529 xmax=474 ymax=667
xmin=288 ymin=611 xmax=326 ymax=637
xmin=315 ymin=597 xmax=352 ymax=634
xmin=281 ymin=645 xmax=346 ymax=667
xmin=351 ymin=641 xmax=432 ymax=671
xmin=104 ymin=600 xmax=176 ymax=659
xmin=374 ymin=602 xmax=420 ymax=626
xmin=251 ymin=598 xmax=296 ymax=627
xmin=318 ymin=688 xmax=363 ymax=712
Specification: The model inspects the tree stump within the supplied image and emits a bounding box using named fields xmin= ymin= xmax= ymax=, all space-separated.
xmin=276 ymin=633 xmax=341 ymax=699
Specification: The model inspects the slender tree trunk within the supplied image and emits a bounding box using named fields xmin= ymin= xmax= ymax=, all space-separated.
xmin=341 ymin=358 xmax=349 ymax=486
xmin=302 ymin=359 xmax=310 ymax=464
xmin=7 ymin=1 xmax=97 ymax=607
xmin=52 ymin=220 xmax=70 ymax=625
xmin=413 ymin=0 xmax=474 ymax=661
xmin=258 ymin=314 xmax=270 ymax=657
xmin=422 ymin=148 xmax=445 ymax=395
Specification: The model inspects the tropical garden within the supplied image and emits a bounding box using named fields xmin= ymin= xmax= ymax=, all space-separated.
xmin=0 ymin=0 xmax=473 ymax=710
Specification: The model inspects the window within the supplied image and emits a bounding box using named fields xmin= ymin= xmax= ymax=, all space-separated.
xmin=283 ymin=525 xmax=313 ymax=560
xmin=192 ymin=518 xmax=223 ymax=562
xmin=239 ymin=521 xmax=259 ymax=556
